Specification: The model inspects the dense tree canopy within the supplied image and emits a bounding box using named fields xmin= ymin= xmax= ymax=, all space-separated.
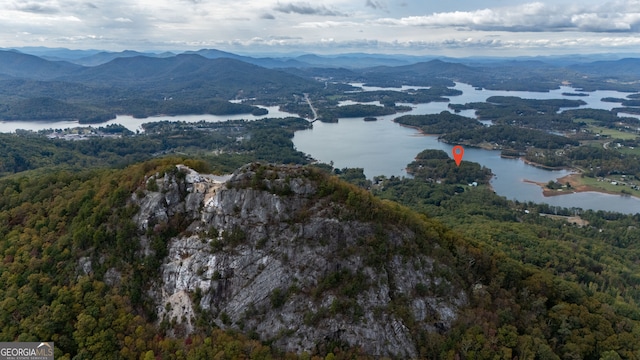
xmin=440 ymin=125 xmax=579 ymax=150
xmin=394 ymin=111 xmax=482 ymax=134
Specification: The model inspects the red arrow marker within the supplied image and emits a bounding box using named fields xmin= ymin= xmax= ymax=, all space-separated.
xmin=452 ymin=146 xmax=464 ymax=166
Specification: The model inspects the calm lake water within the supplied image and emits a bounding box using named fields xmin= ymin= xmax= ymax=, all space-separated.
xmin=293 ymin=84 xmax=640 ymax=214
xmin=1 ymin=84 xmax=639 ymax=213
xmin=0 ymin=105 xmax=292 ymax=133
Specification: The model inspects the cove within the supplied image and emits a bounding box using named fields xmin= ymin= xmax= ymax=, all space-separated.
xmin=293 ymin=84 xmax=640 ymax=214
xmin=0 ymin=105 xmax=291 ymax=133
xmin=293 ymin=116 xmax=640 ymax=214
xmin=1 ymin=83 xmax=638 ymax=213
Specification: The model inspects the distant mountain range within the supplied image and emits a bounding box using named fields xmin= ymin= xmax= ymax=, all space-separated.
xmin=4 ymin=46 xmax=640 ymax=69
xmin=570 ymin=58 xmax=640 ymax=78
xmin=2 ymin=47 xmax=639 ymax=91
xmin=0 ymin=50 xmax=323 ymax=122
xmin=0 ymin=47 xmax=638 ymax=122
xmin=0 ymin=50 xmax=83 ymax=79
xmin=1 ymin=47 xmax=423 ymax=68
xmin=0 ymin=50 xmax=323 ymax=101
xmin=69 ymin=50 xmax=176 ymax=66
xmin=357 ymin=59 xmax=476 ymax=87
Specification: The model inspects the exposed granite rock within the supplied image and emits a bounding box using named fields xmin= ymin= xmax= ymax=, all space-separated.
xmin=131 ymin=163 xmax=467 ymax=358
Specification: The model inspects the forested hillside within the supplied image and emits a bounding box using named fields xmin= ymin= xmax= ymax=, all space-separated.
xmin=0 ymin=118 xmax=310 ymax=176
xmin=0 ymin=53 xmax=321 ymax=122
xmin=1 ymin=48 xmax=640 ymax=358
xmin=374 ymin=176 xmax=640 ymax=359
xmin=3 ymin=49 xmax=640 ymax=125
xmin=0 ymin=117 xmax=639 ymax=359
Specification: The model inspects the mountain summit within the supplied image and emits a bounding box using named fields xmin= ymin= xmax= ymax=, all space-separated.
xmin=128 ymin=163 xmax=468 ymax=357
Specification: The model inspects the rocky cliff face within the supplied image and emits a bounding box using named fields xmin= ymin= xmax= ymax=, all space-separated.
xmin=131 ymin=163 xmax=467 ymax=358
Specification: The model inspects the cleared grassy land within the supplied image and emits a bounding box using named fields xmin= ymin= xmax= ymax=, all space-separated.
xmin=587 ymin=126 xmax=639 ymax=140
xmin=577 ymin=118 xmax=640 ymax=140
xmin=619 ymin=147 xmax=640 ymax=156
xmin=579 ymin=175 xmax=640 ymax=197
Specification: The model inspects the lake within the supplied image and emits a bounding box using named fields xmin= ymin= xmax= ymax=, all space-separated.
xmin=292 ymin=115 xmax=640 ymax=214
xmin=1 ymin=84 xmax=639 ymax=213
xmin=292 ymin=84 xmax=640 ymax=214
xmin=0 ymin=105 xmax=292 ymax=133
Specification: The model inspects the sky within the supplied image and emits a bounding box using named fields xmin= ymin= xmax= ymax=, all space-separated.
xmin=1 ymin=0 xmax=640 ymax=56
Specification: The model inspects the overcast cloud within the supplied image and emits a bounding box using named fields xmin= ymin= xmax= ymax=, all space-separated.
xmin=1 ymin=0 xmax=639 ymax=55
xmin=273 ymin=2 xmax=346 ymax=16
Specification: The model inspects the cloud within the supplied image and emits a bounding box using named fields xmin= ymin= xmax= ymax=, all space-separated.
xmin=291 ymin=35 xmax=640 ymax=54
xmin=365 ymin=0 xmax=386 ymax=11
xmin=243 ymin=35 xmax=305 ymax=46
xmin=295 ymin=20 xmax=361 ymax=29
xmin=2 ymin=0 xmax=640 ymax=56
xmin=373 ymin=1 xmax=640 ymax=33
xmin=13 ymin=1 xmax=60 ymax=14
xmin=571 ymin=12 xmax=640 ymax=32
xmin=269 ymin=35 xmax=303 ymax=40
xmin=177 ymin=32 xmax=640 ymax=55
xmin=274 ymin=2 xmax=346 ymax=16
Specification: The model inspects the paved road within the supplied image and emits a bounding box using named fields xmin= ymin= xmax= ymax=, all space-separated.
xmin=304 ymin=93 xmax=318 ymax=121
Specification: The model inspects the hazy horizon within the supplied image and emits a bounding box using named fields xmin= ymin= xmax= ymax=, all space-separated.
xmin=1 ymin=1 xmax=639 ymax=57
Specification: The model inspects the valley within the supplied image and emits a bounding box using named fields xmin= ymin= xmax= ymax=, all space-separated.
xmin=0 ymin=47 xmax=639 ymax=359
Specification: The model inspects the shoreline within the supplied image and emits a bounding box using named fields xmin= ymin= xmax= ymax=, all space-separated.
xmin=396 ymin=122 xmax=638 ymax=199
xmin=521 ymin=158 xmax=569 ymax=171
xmin=396 ymin=122 xmax=502 ymax=151
xmin=524 ymin=173 xmax=640 ymax=199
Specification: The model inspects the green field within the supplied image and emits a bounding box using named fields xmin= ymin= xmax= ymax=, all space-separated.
xmin=618 ymin=146 xmax=640 ymax=156
xmin=588 ymin=126 xmax=639 ymax=140
xmin=578 ymin=118 xmax=640 ymax=140
xmin=579 ymin=175 xmax=640 ymax=197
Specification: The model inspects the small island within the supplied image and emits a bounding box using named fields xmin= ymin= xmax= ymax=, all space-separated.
xmin=406 ymin=149 xmax=493 ymax=186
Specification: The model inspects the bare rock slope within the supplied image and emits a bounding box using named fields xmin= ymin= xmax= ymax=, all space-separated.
xmin=131 ymin=163 xmax=468 ymax=358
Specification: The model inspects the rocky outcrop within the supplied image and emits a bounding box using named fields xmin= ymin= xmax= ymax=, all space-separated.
xmin=131 ymin=163 xmax=467 ymax=358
